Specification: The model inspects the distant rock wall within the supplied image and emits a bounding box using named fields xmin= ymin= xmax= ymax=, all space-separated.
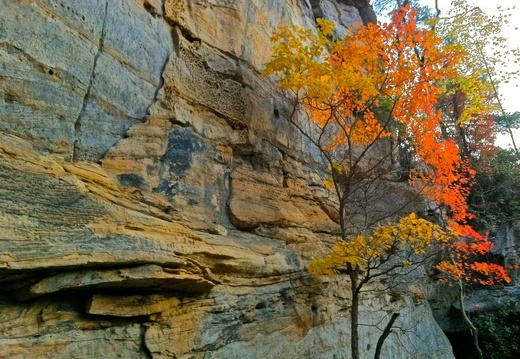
xmin=0 ymin=0 xmax=454 ymax=358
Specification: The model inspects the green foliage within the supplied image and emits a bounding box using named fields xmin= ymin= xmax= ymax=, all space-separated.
xmin=435 ymin=0 xmax=520 ymax=85
xmin=469 ymin=149 xmax=520 ymax=230
xmin=434 ymin=1 xmax=520 ymax=158
xmin=473 ymin=303 xmax=520 ymax=359
xmin=495 ymin=112 xmax=520 ymax=134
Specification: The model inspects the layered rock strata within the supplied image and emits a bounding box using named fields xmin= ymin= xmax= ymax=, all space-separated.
xmin=0 ymin=0 xmax=454 ymax=358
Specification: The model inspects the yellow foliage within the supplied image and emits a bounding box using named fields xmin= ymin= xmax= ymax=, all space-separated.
xmin=310 ymin=213 xmax=453 ymax=276
xmin=316 ymin=18 xmax=335 ymax=37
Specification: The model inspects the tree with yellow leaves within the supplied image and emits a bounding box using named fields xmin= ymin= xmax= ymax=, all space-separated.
xmin=264 ymin=5 xmax=501 ymax=359
xmin=310 ymin=213 xmax=454 ymax=359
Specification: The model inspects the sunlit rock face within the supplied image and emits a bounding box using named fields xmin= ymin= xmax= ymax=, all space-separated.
xmin=0 ymin=1 xmax=454 ymax=358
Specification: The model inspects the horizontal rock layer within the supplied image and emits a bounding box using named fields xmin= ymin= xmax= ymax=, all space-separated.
xmin=0 ymin=0 xmax=455 ymax=358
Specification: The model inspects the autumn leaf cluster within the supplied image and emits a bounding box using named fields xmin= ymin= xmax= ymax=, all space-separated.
xmin=264 ymin=7 xmax=477 ymax=227
xmin=309 ymin=213 xmax=451 ymax=275
xmin=265 ymin=5 xmax=511 ymax=288
xmin=436 ymin=237 xmax=511 ymax=286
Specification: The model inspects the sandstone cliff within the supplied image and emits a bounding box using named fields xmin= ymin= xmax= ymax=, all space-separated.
xmin=0 ymin=1 xmax=454 ymax=358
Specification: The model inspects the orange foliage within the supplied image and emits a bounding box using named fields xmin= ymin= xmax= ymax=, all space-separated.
xmin=265 ymin=6 xmax=477 ymax=232
xmin=436 ymin=235 xmax=511 ymax=286
xmin=265 ymin=6 xmax=510 ymax=288
xmin=265 ymin=6 xmax=482 ymax=231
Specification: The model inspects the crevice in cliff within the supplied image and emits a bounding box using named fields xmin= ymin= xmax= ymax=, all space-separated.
xmin=139 ymin=0 xmax=172 ymax=122
xmin=308 ymin=0 xmax=323 ymax=18
xmin=445 ymin=330 xmax=477 ymax=359
xmin=72 ymin=1 xmax=109 ymax=162
xmin=143 ymin=2 xmax=159 ymax=18
xmin=140 ymin=325 xmax=154 ymax=359
xmin=308 ymin=0 xmax=376 ymax=25
xmin=167 ymin=18 xmax=202 ymax=55
xmin=339 ymin=0 xmax=377 ymax=24
xmin=8 ymin=262 xmax=217 ymax=301
xmin=144 ymin=48 xmax=172 ymax=121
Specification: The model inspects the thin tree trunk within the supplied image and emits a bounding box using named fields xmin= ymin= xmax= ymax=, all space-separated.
xmin=431 ymin=0 xmax=518 ymax=159
xmin=446 ymin=249 xmax=484 ymax=359
xmin=374 ymin=312 xmax=400 ymax=359
xmin=475 ymin=42 xmax=520 ymax=160
xmin=350 ymin=266 xmax=360 ymax=359
xmin=456 ymin=280 xmax=483 ymax=359
xmin=434 ymin=0 xmax=441 ymax=17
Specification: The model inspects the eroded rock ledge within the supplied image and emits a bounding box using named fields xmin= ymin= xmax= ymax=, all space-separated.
xmin=0 ymin=0 xmax=455 ymax=358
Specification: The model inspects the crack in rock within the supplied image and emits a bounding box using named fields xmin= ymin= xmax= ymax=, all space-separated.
xmin=73 ymin=1 xmax=109 ymax=162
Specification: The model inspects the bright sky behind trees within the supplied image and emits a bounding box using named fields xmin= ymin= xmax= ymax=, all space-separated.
xmin=418 ymin=0 xmax=520 ymax=147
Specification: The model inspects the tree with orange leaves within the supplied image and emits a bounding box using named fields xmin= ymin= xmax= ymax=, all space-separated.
xmin=264 ymin=5 xmax=474 ymax=232
xmin=435 ymin=233 xmax=511 ymax=359
xmin=265 ymin=5 xmax=510 ymax=359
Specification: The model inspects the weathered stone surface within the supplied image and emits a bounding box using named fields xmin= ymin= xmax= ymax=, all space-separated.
xmin=144 ymin=278 xmax=453 ymax=359
xmin=464 ymin=287 xmax=520 ymax=313
xmin=164 ymin=0 xmax=316 ymax=71
xmin=319 ymin=0 xmax=364 ymax=38
xmin=18 ymin=265 xmax=215 ymax=300
xmin=229 ymin=176 xmax=306 ymax=229
xmin=0 ymin=325 xmax=147 ymax=359
xmin=493 ymin=222 xmax=520 ymax=282
xmin=0 ymin=0 xmax=457 ymax=358
xmin=0 ymin=0 xmax=172 ymax=160
xmin=87 ymin=294 xmax=181 ymax=317
xmin=310 ymin=0 xmax=376 ymax=30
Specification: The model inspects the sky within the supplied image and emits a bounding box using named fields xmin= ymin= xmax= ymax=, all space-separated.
xmin=418 ymin=0 xmax=520 ymax=148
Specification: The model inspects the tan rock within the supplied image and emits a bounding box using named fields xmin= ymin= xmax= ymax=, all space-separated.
xmin=0 ymin=325 xmax=147 ymax=359
xmin=229 ymin=177 xmax=306 ymax=229
xmin=17 ymin=265 xmax=215 ymax=300
xmin=164 ymin=0 xmax=314 ymax=71
xmin=0 ymin=1 xmax=457 ymax=358
xmin=87 ymin=294 xmax=181 ymax=318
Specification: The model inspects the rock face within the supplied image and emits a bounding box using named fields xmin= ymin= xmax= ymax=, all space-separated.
xmin=0 ymin=0 xmax=454 ymax=358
